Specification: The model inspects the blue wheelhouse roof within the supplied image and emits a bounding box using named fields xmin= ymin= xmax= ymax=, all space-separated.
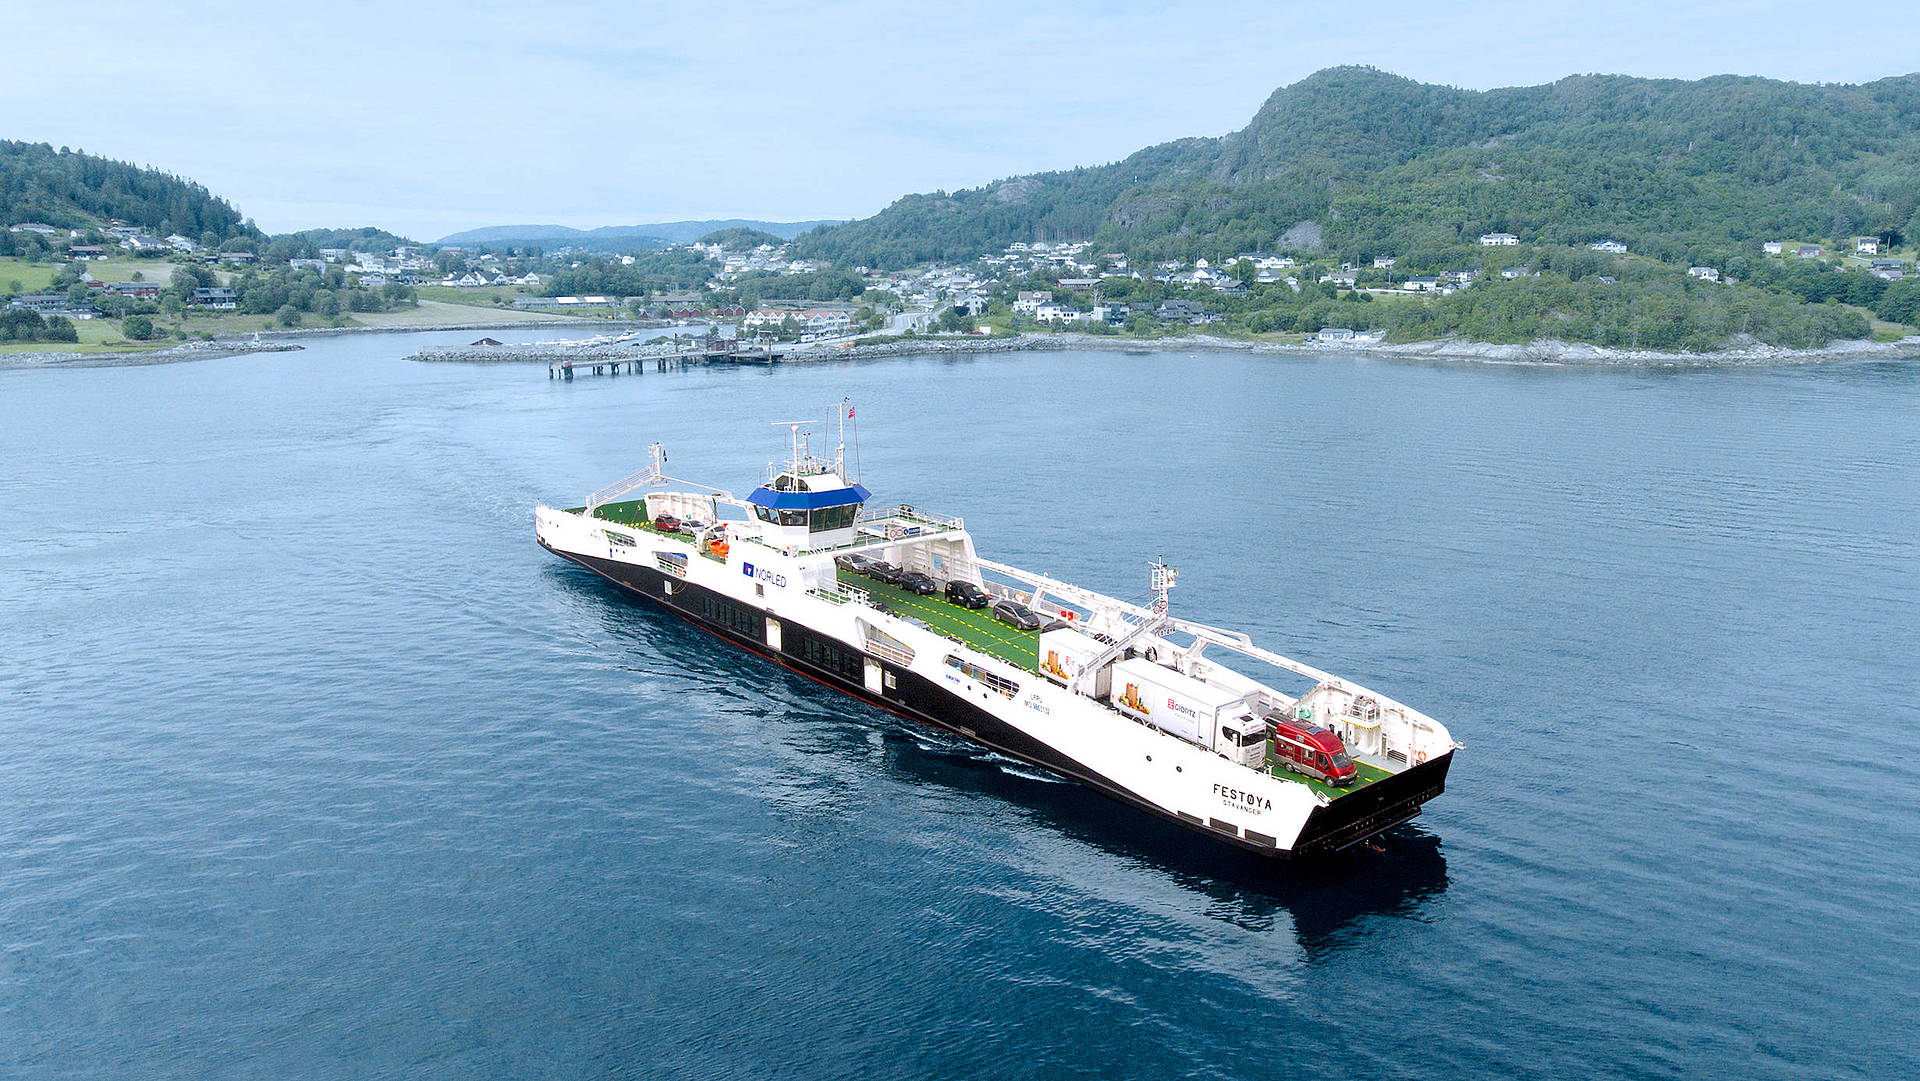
xmin=746 ymin=483 xmax=870 ymax=511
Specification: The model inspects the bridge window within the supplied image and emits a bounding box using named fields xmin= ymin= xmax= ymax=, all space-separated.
xmin=809 ymin=505 xmax=857 ymax=532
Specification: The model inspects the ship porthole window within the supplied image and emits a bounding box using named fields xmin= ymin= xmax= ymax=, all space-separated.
xmin=1175 ymin=766 xmax=1182 ymax=773
xmin=1145 ymin=755 xmax=1152 ymax=762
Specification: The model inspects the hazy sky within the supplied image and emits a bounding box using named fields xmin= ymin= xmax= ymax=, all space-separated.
xmin=6 ymin=1 xmax=1916 ymax=240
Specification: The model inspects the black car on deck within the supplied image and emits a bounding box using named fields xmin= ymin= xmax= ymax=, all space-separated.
xmin=899 ymin=571 xmax=937 ymax=596
xmin=866 ymin=561 xmax=906 ymax=585
xmin=945 ymin=580 xmax=991 ymax=609
xmin=991 ymin=599 xmax=1043 ymax=631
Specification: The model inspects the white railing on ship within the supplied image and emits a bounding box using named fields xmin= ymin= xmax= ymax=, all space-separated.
xmin=860 ymin=504 xmax=964 ymax=530
xmin=587 ymin=466 xmax=660 ymax=514
xmin=810 ymin=582 xmax=871 ymax=607
xmin=865 ymin=639 xmax=914 ymax=666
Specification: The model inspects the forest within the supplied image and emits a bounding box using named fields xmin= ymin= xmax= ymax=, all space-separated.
xmin=793 ymin=67 xmax=1920 ymax=277
xmin=0 ymin=141 xmax=257 ymax=242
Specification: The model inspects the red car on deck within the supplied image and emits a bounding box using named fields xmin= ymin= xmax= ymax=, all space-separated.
xmin=1268 ymin=715 xmax=1360 ymax=786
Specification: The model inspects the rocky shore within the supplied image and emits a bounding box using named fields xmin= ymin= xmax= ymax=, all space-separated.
xmin=0 ymin=338 xmax=304 ymax=371
xmin=11 ymin=323 xmax=1917 ymax=373
xmin=819 ymin=331 xmax=1920 ymax=367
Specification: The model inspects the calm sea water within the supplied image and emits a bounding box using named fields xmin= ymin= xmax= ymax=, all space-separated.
xmin=3 ymin=332 xmax=1917 ymax=1080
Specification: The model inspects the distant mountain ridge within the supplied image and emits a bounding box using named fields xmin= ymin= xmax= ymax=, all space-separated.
xmin=436 ymin=219 xmax=841 ymax=249
xmin=792 ymin=66 xmax=1920 ymax=270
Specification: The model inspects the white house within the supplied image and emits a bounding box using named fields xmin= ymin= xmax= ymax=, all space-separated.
xmin=1856 ymin=238 xmax=1881 ymax=254
xmin=1687 ymin=266 xmax=1721 ymax=282
xmin=1373 ymin=256 xmax=1398 ymax=268
xmin=1402 ymin=276 xmax=1440 ymax=292
xmin=1589 ymin=240 xmax=1628 ymax=254
xmin=1500 ymin=266 xmax=1531 ymax=279
xmin=1480 ymin=232 xmax=1520 ymax=246
xmin=1012 ymin=290 xmax=1052 ymax=314
xmin=1762 ymin=242 xmax=1783 ymax=255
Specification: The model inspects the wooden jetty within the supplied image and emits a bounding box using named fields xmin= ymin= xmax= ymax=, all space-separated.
xmin=548 ymin=329 xmax=786 ymax=379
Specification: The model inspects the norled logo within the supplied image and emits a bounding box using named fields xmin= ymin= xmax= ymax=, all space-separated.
xmin=742 ymin=562 xmax=787 ymax=588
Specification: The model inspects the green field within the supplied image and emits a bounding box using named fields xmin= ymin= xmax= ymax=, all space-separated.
xmin=0 ymin=313 xmax=171 ymax=355
xmin=0 ymin=256 xmax=60 ymax=293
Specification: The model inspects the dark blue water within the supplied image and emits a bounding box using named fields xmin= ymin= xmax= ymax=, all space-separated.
xmin=4 ymin=333 xmax=1917 ymax=1080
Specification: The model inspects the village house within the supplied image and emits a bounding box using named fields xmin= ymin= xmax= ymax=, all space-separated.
xmin=1480 ymin=232 xmax=1520 ymax=246
xmin=1373 ymin=256 xmax=1398 ymax=269
xmin=1763 ymin=242 xmax=1784 ymax=255
xmin=1589 ymin=240 xmax=1628 ymax=254
xmin=1855 ymin=238 xmax=1880 ymax=255
xmin=10 ymin=222 xmax=59 ymax=236
xmin=191 ymin=287 xmax=238 ymax=309
xmin=289 ymin=258 xmax=326 ymax=272
xmin=103 ymin=281 xmax=162 ymax=299
xmin=8 ymin=293 xmax=78 ymax=314
xmin=1012 ymin=290 xmax=1053 ymax=314
xmin=1056 ymin=277 xmax=1098 ymax=293
xmin=1402 ymin=276 xmax=1440 ymax=292
xmin=68 ymin=245 xmax=106 ymax=260
xmin=166 ymin=234 xmax=196 ymax=252
xmin=1797 ymin=246 xmax=1823 ymax=259
xmin=1500 ymin=266 xmax=1531 ymax=279
xmin=1687 ymin=266 xmax=1722 ymax=282
xmin=1155 ymin=299 xmax=1208 ymax=323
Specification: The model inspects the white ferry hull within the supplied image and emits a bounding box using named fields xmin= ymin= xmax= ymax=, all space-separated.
xmin=537 ymin=506 xmax=1452 ymax=858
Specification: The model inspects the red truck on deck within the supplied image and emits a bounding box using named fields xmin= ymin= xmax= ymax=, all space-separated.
xmin=1269 ymin=715 xmax=1360 ymax=786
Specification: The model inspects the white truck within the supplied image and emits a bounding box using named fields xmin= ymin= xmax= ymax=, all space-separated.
xmin=1109 ymin=657 xmax=1266 ymax=767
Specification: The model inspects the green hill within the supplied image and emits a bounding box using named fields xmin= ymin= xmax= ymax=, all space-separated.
xmin=793 ymin=67 xmax=1920 ymax=270
xmin=0 ymin=141 xmax=256 ymax=242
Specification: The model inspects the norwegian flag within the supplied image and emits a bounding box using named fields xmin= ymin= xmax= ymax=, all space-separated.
xmin=845 ymin=400 xmax=855 ymax=419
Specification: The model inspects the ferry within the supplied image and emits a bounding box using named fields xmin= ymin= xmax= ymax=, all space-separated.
xmin=536 ymin=407 xmax=1458 ymax=857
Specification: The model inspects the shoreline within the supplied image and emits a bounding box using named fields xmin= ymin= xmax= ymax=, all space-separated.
xmin=7 ymin=319 xmax=1918 ymax=372
xmin=0 ymin=316 xmax=646 ymax=371
xmin=808 ymin=331 xmax=1920 ymax=367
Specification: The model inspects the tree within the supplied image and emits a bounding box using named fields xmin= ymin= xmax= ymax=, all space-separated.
xmin=123 ymin=314 xmax=154 ymax=339
xmin=275 ymin=304 xmax=301 ymax=327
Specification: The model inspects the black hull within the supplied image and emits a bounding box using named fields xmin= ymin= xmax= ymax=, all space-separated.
xmin=543 ymin=540 xmax=1445 ymax=859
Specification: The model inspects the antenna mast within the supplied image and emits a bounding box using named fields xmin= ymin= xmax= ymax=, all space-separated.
xmin=1149 ymin=558 xmax=1178 ymax=617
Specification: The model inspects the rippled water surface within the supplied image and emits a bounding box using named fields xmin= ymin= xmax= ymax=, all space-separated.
xmin=3 ymin=332 xmax=1917 ymax=1080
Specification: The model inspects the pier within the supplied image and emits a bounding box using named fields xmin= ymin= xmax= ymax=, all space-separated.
xmin=413 ymin=326 xmax=787 ymax=374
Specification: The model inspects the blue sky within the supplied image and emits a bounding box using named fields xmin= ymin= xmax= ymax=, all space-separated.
xmin=5 ymin=1 xmax=1917 ymax=240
